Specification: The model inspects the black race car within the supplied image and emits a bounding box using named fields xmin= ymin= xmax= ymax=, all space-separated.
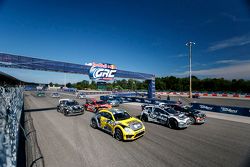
xmin=167 ymin=104 xmax=206 ymax=124
xmin=57 ymin=99 xmax=84 ymax=116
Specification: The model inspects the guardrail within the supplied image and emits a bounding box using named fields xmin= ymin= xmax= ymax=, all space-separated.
xmin=0 ymin=86 xmax=23 ymax=167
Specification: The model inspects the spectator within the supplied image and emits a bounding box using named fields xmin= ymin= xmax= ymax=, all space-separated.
xmin=167 ymin=95 xmax=170 ymax=101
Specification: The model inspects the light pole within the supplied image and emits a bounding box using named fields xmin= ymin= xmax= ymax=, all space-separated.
xmin=186 ymin=41 xmax=195 ymax=98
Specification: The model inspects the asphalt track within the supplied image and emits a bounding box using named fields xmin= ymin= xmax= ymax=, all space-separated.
xmin=24 ymin=92 xmax=250 ymax=167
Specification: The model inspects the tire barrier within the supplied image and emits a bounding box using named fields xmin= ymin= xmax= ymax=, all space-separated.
xmin=24 ymin=112 xmax=44 ymax=167
xmin=0 ymin=86 xmax=23 ymax=167
xmin=191 ymin=103 xmax=250 ymax=117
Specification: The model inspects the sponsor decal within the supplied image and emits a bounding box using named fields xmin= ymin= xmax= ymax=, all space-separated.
xmin=89 ymin=62 xmax=117 ymax=81
xmin=221 ymin=107 xmax=238 ymax=113
xmin=199 ymin=105 xmax=213 ymax=111
xmin=144 ymin=100 xmax=151 ymax=103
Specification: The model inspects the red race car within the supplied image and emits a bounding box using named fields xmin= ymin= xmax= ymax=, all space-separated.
xmin=84 ymin=98 xmax=112 ymax=112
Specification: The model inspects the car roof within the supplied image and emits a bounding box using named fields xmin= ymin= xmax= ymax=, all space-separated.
xmin=99 ymin=108 xmax=125 ymax=115
xmin=59 ymin=99 xmax=70 ymax=103
xmin=109 ymin=108 xmax=126 ymax=114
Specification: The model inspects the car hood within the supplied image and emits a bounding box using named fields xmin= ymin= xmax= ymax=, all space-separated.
xmin=117 ymin=117 xmax=143 ymax=130
xmin=171 ymin=112 xmax=188 ymax=119
xmin=68 ymin=105 xmax=82 ymax=110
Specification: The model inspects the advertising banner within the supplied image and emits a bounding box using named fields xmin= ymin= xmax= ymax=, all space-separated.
xmin=89 ymin=62 xmax=117 ymax=81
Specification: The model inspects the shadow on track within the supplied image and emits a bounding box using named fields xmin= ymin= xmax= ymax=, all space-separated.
xmin=24 ymin=107 xmax=57 ymax=112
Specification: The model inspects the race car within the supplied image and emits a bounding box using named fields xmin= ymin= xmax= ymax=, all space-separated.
xmin=169 ymin=104 xmax=206 ymax=124
xmin=140 ymin=105 xmax=191 ymax=129
xmin=77 ymin=92 xmax=86 ymax=99
xmin=107 ymin=99 xmax=120 ymax=107
xmin=100 ymin=95 xmax=123 ymax=104
xmin=51 ymin=92 xmax=60 ymax=98
xmin=36 ymin=91 xmax=45 ymax=97
xmin=90 ymin=108 xmax=145 ymax=141
xmin=84 ymin=98 xmax=112 ymax=112
xmin=57 ymin=99 xmax=84 ymax=116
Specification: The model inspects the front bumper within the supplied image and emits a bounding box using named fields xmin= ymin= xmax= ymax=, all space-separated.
xmin=123 ymin=128 xmax=145 ymax=140
xmin=110 ymin=103 xmax=119 ymax=107
xmin=195 ymin=117 xmax=206 ymax=124
xmin=66 ymin=110 xmax=84 ymax=115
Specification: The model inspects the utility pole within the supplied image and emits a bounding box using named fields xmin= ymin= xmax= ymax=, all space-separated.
xmin=186 ymin=42 xmax=195 ymax=98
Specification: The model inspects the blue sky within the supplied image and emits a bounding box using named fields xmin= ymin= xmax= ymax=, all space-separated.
xmin=0 ymin=0 xmax=250 ymax=84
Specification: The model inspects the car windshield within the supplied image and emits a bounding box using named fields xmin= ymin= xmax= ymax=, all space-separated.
xmin=183 ymin=107 xmax=196 ymax=113
xmin=79 ymin=93 xmax=85 ymax=95
xmin=166 ymin=108 xmax=178 ymax=114
xmin=113 ymin=112 xmax=131 ymax=121
xmin=96 ymin=101 xmax=106 ymax=104
xmin=53 ymin=93 xmax=58 ymax=95
xmin=67 ymin=101 xmax=79 ymax=106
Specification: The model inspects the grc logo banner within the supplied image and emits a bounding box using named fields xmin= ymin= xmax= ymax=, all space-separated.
xmin=89 ymin=62 xmax=117 ymax=81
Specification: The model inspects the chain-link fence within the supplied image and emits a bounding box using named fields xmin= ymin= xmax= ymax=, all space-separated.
xmin=0 ymin=86 xmax=23 ymax=167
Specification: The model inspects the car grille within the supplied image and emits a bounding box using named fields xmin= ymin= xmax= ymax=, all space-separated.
xmin=126 ymin=135 xmax=133 ymax=139
xmin=134 ymin=131 xmax=144 ymax=138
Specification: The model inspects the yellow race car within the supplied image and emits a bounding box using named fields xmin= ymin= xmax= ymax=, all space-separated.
xmin=90 ymin=108 xmax=145 ymax=141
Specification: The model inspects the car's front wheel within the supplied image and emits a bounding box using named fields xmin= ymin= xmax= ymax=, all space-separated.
xmin=114 ymin=128 xmax=123 ymax=141
xmin=90 ymin=119 xmax=97 ymax=129
xmin=64 ymin=110 xmax=68 ymax=116
xmin=168 ymin=119 xmax=178 ymax=129
xmin=189 ymin=117 xmax=195 ymax=125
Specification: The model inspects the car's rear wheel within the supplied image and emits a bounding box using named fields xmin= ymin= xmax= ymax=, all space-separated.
xmin=114 ymin=128 xmax=123 ymax=141
xmin=90 ymin=119 xmax=97 ymax=129
xmin=141 ymin=114 xmax=148 ymax=122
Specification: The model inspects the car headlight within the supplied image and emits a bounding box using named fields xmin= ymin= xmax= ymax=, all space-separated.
xmin=124 ymin=127 xmax=134 ymax=134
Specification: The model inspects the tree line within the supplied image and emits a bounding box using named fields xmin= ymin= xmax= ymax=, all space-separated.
xmin=155 ymin=76 xmax=250 ymax=93
xmin=49 ymin=76 xmax=250 ymax=93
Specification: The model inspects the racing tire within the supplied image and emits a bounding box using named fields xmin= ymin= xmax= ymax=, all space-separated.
xmin=168 ymin=119 xmax=178 ymax=129
xmin=90 ymin=119 xmax=97 ymax=129
xmin=64 ymin=110 xmax=68 ymax=116
xmin=114 ymin=128 xmax=123 ymax=141
xmin=189 ymin=117 xmax=195 ymax=125
xmin=141 ymin=114 xmax=148 ymax=122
